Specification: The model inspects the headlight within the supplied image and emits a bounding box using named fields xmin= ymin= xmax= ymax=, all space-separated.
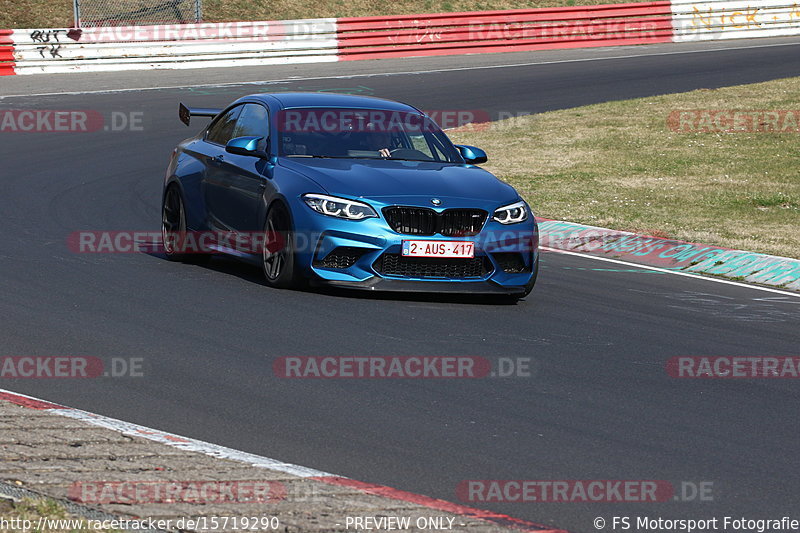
xmin=492 ymin=201 xmax=528 ymax=224
xmin=303 ymin=194 xmax=377 ymax=221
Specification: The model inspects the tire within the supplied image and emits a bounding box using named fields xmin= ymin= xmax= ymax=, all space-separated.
xmin=521 ymin=254 xmax=540 ymax=297
xmin=161 ymin=185 xmax=210 ymax=264
xmin=261 ymin=203 xmax=301 ymax=289
xmin=498 ymin=255 xmax=539 ymax=304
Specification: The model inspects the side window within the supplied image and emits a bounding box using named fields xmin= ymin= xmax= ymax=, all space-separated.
xmin=233 ymin=104 xmax=269 ymax=139
xmin=206 ymin=106 xmax=242 ymax=146
xmin=410 ymin=134 xmax=433 ymax=155
xmin=409 ymin=132 xmax=446 ymax=161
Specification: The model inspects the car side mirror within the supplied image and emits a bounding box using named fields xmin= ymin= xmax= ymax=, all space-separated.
xmin=455 ymin=145 xmax=488 ymax=164
xmin=226 ymin=136 xmax=268 ymax=158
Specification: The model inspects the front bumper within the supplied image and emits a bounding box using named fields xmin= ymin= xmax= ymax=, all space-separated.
xmin=312 ymin=277 xmax=529 ymax=294
xmin=292 ymin=200 xmax=539 ymax=293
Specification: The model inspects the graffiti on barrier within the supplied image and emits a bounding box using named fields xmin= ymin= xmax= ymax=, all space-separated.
xmin=30 ymin=29 xmax=66 ymax=43
xmin=36 ymin=44 xmax=63 ymax=58
xmin=689 ymin=3 xmax=800 ymax=31
xmin=387 ymin=20 xmax=443 ymax=45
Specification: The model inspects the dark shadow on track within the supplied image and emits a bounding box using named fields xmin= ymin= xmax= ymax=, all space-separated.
xmin=143 ymin=250 xmax=528 ymax=306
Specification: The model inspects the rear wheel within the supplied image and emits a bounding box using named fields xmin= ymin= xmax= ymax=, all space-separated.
xmin=161 ymin=185 xmax=210 ymax=264
xmin=262 ymin=204 xmax=301 ymax=289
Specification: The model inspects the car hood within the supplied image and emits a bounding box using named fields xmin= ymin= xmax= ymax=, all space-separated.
xmin=279 ymin=157 xmax=519 ymax=204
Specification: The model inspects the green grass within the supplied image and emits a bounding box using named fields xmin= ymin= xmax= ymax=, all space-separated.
xmin=0 ymin=497 xmax=119 ymax=533
xmin=450 ymin=77 xmax=800 ymax=259
xmin=0 ymin=0 xmax=655 ymax=29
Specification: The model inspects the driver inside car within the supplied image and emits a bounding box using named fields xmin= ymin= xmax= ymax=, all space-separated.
xmin=374 ymin=131 xmax=393 ymax=158
xmin=362 ymin=123 xmax=396 ymax=157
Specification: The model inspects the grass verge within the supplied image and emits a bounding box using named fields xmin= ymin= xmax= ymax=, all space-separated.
xmin=0 ymin=497 xmax=115 ymax=533
xmin=1 ymin=0 xmax=655 ymax=30
xmin=450 ymin=77 xmax=800 ymax=259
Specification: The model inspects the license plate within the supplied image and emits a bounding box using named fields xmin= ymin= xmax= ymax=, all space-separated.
xmin=401 ymin=240 xmax=475 ymax=258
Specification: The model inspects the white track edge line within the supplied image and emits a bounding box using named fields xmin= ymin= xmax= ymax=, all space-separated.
xmin=541 ymin=246 xmax=800 ymax=298
xmin=2 ymin=40 xmax=800 ymax=99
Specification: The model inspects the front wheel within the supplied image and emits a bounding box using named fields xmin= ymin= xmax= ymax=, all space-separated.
xmin=521 ymin=254 xmax=539 ymax=297
xmin=262 ymin=204 xmax=301 ymax=289
xmin=498 ymin=255 xmax=538 ymax=304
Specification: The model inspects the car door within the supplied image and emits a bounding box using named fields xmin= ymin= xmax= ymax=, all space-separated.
xmin=202 ymin=103 xmax=273 ymax=237
xmin=224 ymin=103 xmax=274 ymax=233
xmin=200 ymin=105 xmax=243 ymax=233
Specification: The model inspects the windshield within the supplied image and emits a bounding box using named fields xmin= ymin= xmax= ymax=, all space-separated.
xmin=276 ymin=107 xmax=463 ymax=163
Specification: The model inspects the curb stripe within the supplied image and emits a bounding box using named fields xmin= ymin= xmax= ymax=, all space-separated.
xmin=0 ymin=390 xmax=65 ymax=409
xmin=0 ymin=388 xmax=562 ymax=533
xmin=537 ymin=218 xmax=800 ymax=292
xmin=541 ymin=246 xmax=800 ymax=298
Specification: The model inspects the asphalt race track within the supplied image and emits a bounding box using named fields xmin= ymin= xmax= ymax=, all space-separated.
xmin=2 ymin=39 xmax=800 ymax=532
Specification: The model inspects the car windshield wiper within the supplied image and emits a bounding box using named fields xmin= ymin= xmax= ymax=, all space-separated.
xmin=285 ymin=155 xmax=451 ymax=163
xmin=386 ymin=157 xmax=445 ymax=163
xmin=285 ymin=154 xmax=387 ymax=160
xmin=284 ymin=154 xmax=349 ymax=159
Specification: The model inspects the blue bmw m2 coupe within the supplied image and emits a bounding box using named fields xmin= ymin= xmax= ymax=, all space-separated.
xmin=162 ymin=93 xmax=539 ymax=298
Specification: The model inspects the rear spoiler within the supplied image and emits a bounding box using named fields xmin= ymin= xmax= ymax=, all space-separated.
xmin=179 ymin=103 xmax=221 ymax=127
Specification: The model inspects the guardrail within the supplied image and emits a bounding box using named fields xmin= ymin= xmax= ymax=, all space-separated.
xmin=337 ymin=2 xmax=673 ymax=60
xmin=2 ymin=19 xmax=337 ymax=75
xmin=1 ymin=0 xmax=799 ymax=75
